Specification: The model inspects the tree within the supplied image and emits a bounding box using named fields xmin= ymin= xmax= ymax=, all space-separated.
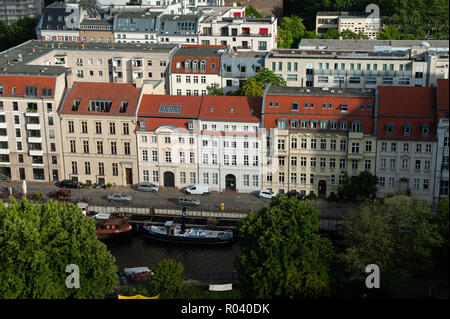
xmin=0 ymin=17 xmax=39 ymax=52
xmin=338 ymin=171 xmax=378 ymax=201
xmin=278 ymin=15 xmax=307 ymax=48
xmin=320 ymin=28 xmax=340 ymax=39
xmin=235 ymin=195 xmax=334 ymax=298
xmin=239 ymin=68 xmax=286 ymax=97
xmin=206 ymin=83 xmax=223 ymax=96
xmin=0 ymin=199 xmax=118 ymax=299
xmin=435 ymin=196 xmax=449 ymax=255
xmin=239 ymin=77 xmax=265 ymax=97
xmin=340 ymin=195 xmax=444 ymax=283
xmin=377 ymin=25 xmax=402 ymax=39
xmin=149 ymin=259 xmax=184 ymax=297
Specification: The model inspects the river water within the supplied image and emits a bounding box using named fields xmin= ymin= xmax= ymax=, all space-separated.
xmin=105 ymin=231 xmax=241 ymax=277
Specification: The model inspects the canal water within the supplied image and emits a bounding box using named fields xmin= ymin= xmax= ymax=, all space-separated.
xmin=104 ymin=232 xmax=241 ymax=276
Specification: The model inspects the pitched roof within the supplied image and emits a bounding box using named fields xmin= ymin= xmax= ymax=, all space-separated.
xmin=59 ymin=82 xmax=140 ymax=116
xmin=437 ymin=79 xmax=449 ymax=107
xmin=0 ymin=75 xmax=56 ymax=98
xmin=377 ymin=86 xmax=436 ymax=140
xmin=138 ymin=95 xmax=203 ymax=118
xmin=199 ymin=96 xmax=262 ymax=122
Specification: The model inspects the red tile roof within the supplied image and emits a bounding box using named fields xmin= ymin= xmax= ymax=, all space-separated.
xmin=60 ymin=82 xmax=140 ymax=116
xmin=199 ymin=96 xmax=262 ymax=122
xmin=138 ymin=95 xmax=203 ymax=118
xmin=377 ymin=86 xmax=436 ymax=140
xmin=0 ymin=75 xmax=56 ymax=98
xmin=437 ymin=79 xmax=449 ymax=119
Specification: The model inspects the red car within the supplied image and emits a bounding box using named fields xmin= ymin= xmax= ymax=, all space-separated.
xmin=49 ymin=189 xmax=71 ymax=201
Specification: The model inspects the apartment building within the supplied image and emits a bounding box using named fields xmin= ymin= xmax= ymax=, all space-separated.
xmin=197 ymin=96 xmax=262 ymax=192
xmin=375 ymin=86 xmax=437 ymax=201
xmin=198 ymin=6 xmax=277 ymax=52
xmin=0 ymin=0 xmax=42 ymax=24
xmin=262 ymin=85 xmax=377 ymax=197
xmin=80 ymin=19 xmax=114 ymax=43
xmin=220 ymin=51 xmax=265 ymax=94
xmin=10 ymin=40 xmax=177 ymax=89
xmin=157 ymin=14 xmax=199 ymax=44
xmin=169 ymin=44 xmax=225 ymax=95
xmin=59 ymin=82 xmax=141 ymax=186
xmin=0 ymin=73 xmax=66 ymax=182
xmin=136 ymin=95 xmax=203 ymax=188
xmin=266 ymin=40 xmax=449 ymax=90
xmin=113 ymin=11 xmax=161 ymax=43
xmin=36 ymin=3 xmax=83 ymax=42
xmin=316 ymin=11 xmax=381 ymax=39
xmin=434 ymin=79 xmax=449 ymax=204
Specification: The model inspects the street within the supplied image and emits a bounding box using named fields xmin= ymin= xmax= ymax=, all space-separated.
xmin=0 ymin=181 xmax=357 ymax=219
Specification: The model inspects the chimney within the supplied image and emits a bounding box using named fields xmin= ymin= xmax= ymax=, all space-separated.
xmin=66 ymin=72 xmax=74 ymax=89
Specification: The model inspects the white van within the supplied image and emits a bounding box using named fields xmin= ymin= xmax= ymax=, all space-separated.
xmin=185 ymin=184 xmax=210 ymax=195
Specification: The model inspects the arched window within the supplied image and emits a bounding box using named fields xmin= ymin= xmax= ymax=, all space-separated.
xmin=385 ymin=122 xmax=394 ymax=135
xmin=403 ymin=123 xmax=412 ymax=136
xmin=290 ymin=119 xmax=299 ymax=128
xmin=277 ymin=118 xmax=287 ymax=129
xmin=340 ymin=120 xmax=348 ymax=130
xmin=320 ymin=120 xmax=328 ymax=129
xmin=351 ymin=120 xmax=362 ymax=132
xmin=200 ymin=60 xmax=206 ymax=72
xmin=300 ymin=119 xmax=308 ymax=128
xmin=330 ymin=120 xmax=338 ymax=129
xmin=192 ymin=59 xmax=199 ymax=72
xmin=310 ymin=119 xmax=318 ymax=129
xmin=421 ymin=123 xmax=430 ymax=136
xmin=184 ymin=59 xmax=191 ymax=72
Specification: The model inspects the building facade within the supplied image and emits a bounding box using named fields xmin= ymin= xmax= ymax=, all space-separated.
xmin=375 ymin=86 xmax=437 ymax=201
xmin=169 ymin=44 xmax=225 ymax=95
xmin=262 ymin=85 xmax=377 ymax=197
xmin=315 ymin=11 xmax=381 ymax=39
xmin=59 ymin=82 xmax=141 ymax=186
xmin=0 ymin=0 xmax=42 ymax=24
xmin=0 ymin=73 xmax=66 ymax=182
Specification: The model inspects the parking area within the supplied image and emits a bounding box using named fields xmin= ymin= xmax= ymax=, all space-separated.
xmin=0 ymin=181 xmax=357 ymax=217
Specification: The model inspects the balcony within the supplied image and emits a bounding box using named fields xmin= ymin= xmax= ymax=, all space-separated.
xmin=26 ymin=123 xmax=41 ymax=130
xmin=27 ymin=136 xmax=42 ymax=143
xmin=25 ymin=111 xmax=40 ymax=117
xmin=29 ymin=149 xmax=43 ymax=156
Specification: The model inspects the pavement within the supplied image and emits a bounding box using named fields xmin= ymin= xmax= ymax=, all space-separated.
xmin=0 ymin=181 xmax=357 ymax=219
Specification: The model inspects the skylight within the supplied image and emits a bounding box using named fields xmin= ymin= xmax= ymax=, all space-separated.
xmin=158 ymin=105 xmax=182 ymax=113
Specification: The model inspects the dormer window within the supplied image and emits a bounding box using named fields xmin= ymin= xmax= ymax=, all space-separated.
xmin=340 ymin=120 xmax=348 ymax=130
xmin=421 ymin=123 xmax=430 ymax=136
xmin=351 ymin=120 xmax=361 ymax=132
xmin=386 ymin=122 xmax=394 ymax=135
xmin=291 ymin=102 xmax=299 ymax=111
xmin=200 ymin=60 xmax=206 ymax=72
xmin=320 ymin=120 xmax=328 ymax=129
xmin=300 ymin=119 xmax=308 ymax=128
xmin=275 ymin=101 xmax=279 ymax=108
xmin=403 ymin=123 xmax=411 ymax=136
xmin=192 ymin=60 xmax=198 ymax=72
xmin=139 ymin=119 xmax=147 ymax=131
xmin=230 ymin=108 xmax=234 ymax=113
xmin=176 ymin=62 xmax=181 ymax=69
xmin=269 ymin=101 xmax=273 ymax=108
xmin=184 ymin=59 xmax=191 ymax=72
xmin=290 ymin=119 xmax=298 ymax=128
xmin=276 ymin=118 xmax=287 ymax=129
xmin=120 ymin=101 xmax=128 ymax=113
xmin=72 ymin=99 xmax=80 ymax=111
xmin=340 ymin=104 xmax=348 ymax=112
xmin=310 ymin=120 xmax=318 ymax=129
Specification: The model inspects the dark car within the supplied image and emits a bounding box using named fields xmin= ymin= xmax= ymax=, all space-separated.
xmin=286 ymin=190 xmax=306 ymax=200
xmin=56 ymin=180 xmax=82 ymax=189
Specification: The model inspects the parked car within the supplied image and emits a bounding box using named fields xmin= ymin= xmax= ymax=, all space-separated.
xmin=49 ymin=189 xmax=71 ymax=201
xmin=56 ymin=180 xmax=82 ymax=189
xmin=107 ymin=194 xmax=132 ymax=202
xmin=185 ymin=184 xmax=210 ymax=195
xmin=136 ymin=182 xmax=159 ymax=192
xmin=178 ymin=197 xmax=200 ymax=207
xmin=286 ymin=190 xmax=306 ymax=200
xmin=258 ymin=189 xmax=276 ymax=199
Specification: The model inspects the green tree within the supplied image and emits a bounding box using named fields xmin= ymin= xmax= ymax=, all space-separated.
xmin=235 ymin=196 xmax=334 ymax=298
xmin=277 ymin=26 xmax=294 ymax=48
xmin=149 ymin=259 xmax=184 ymax=297
xmin=278 ymin=15 xmax=307 ymax=48
xmin=435 ymin=196 xmax=449 ymax=254
xmin=377 ymin=25 xmax=402 ymax=39
xmin=340 ymin=195 xmax=444 ymax=283
xmin=240 ymin=77 xmax=265 ymax=97
xmin=320 ymin=28 xmax=340 ymax=39
xmin=240 ymin=68 xmax=286 ymax=97
xmin=0 ymin=199 xmax=118 ymax=299
xmin=338 ymin=171 xmax=378 ymax=201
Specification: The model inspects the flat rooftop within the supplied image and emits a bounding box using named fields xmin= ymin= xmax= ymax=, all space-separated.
xmin=299 ymin=39 xmax=450 ymax=51
xmin=0 ymin=40 xmax=177 ymax=76
xmin=267 ymin=85 xmax=375 ymax=97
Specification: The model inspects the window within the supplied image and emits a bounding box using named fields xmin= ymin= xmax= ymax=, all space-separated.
xmin=97 ymin=141 xmax=103 ymax=154
xmin=390 ymin=159 xmax=396 ymax=169
xmin=340 ymin=140 xmax=346 ymax=151
xmin=278 ymin=172 xmax=285 ymax=183
xmin=153 ymin=171 xmax=159 ymax=183
xmin=83 ymin=140 xmax=89 ymax=154
xmin=111 ymin=142 xmax=117 ymax=155
xmin=81 ymin=121 xmax=88 ymax=134
xmin=110 ymin=122 xmax=116 ymax=135
xmin=123 ymin=123 xmax=129 ymax=135
xmin=351 ymin=143 xmax=360 ymax=154
xmin=124 ymin=142 xmax=130 ymax=155
xmin=366 ymin=141 xmax=372 ymax=152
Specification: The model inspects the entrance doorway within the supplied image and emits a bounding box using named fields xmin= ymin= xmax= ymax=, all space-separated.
xmin=225 ymin=174 xmax=236 ymax=191
xmin=125 ymin=168 xmax=133 ymax=185
xmin=19 ymin=168 xmax=26 ymax=180
xmin=164 ymin=171 xmax=175 ymax=187
xmin=318 ymin=180 xmax=327 ymax=197
xmin=52 ymin=169 xmax=59 ymax=182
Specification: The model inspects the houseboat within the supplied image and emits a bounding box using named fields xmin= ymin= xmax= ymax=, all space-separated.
xmin=91 ymin=213 xmax=132 ymax=239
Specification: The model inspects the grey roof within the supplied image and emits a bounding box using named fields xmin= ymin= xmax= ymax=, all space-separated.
xmin=267 ymin=85 xmax=375 ymax=97
xmin=0 ymin=40 xmax=176 ymax=76
xmin=316 ymin=11 xmax=371 ymax=18
xmin=113 ymin=11 xmax=161 ymax=32
xmin=299 ymin=39 xmax=450 ymax=51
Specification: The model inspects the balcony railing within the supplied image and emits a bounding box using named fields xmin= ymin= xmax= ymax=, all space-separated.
xmin=314 ymin=69 xmax=413 ymax=77
xmin=200 ymin=32 xmax=272 ymax=38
